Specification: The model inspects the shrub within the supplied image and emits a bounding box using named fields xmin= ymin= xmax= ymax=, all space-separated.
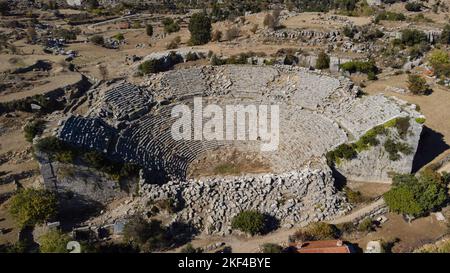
xmin=261 ymin=243 xmax=283 ymax=253
xmin=188 ymin=12 xmax=212 ymax=45
xmin=344 ymin=187 xmax=364 ymax=204
xmin=224 ymin=27 xmax=240 ymax=41
xmin=400 ymin=29 xmax=428 ymax=46
xmin=24 ymin=119 xmax=46 ymax=142
xmin=384 ymin=172 xmax=448 ymax=217
xmin=316 ymin=51 xmax=330 ymax=69
xmin=263 ymin=13 xmax=276 ymax=29
xmin=89 ymin=35 xmax=104 ymax=46
xmin=145 ymin=24 xmax=153 ymax=36
xmin=9 ymin=188 xmax=57 ymax=228
xmin=166 ymin=36 xmax=181 ymax=49
xmin=375 ymin=11 xmax=406 ymax=22
xmin=39 ymin=230 xmax=71 ymax=253
xmin=340 ymin=60 xmax=378 ymax=75
xmin=440 ymin=25 xmax=450 ymax=44
xmin=210 ymin=54 xmax=226 ymax=66
xmin=408 ymin=74 xmax=431 ymax=95
xmin=185 ymin=52 xmax=198 ymax=62
xmin=231 ymin=210 xmax=265 ymax=235
xmin=343 ymin=25 xmax=357 ymax=38
xmin=358 ymin=218 xmax=375 ymax=232
xmin=211 ymin=30 xmax=222 ymax=42
xmin=384 ymin=138 xmax=413 ymax=161
xmin=112 ymin=33 xmax=124 ymax=41
xmin=123 ymin=216 xmax=169 ymax=251
xmin=180 ymin=243 xmax=203 ymax=253
xmin=162 ymin=18 xmax=180 ymax=34
xmin=138 ymin=59 xmax=163 ymax=74
xmin=294 ymin=222 xmax=339 ymax=241
xmin=405 ymin=2 xmax=422 ymax=12
xmin=53 ymin=28 xmax=77 ymax=40
xmin=283 ymin=54 xmax=298 ymax=65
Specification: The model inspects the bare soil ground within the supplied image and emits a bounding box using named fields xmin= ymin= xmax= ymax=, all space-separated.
xmin=188 ymin=148 xmax=272 ymax=179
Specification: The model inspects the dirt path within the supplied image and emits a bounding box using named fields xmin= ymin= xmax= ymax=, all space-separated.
xmin=328 ymin=198 xmax=385 ymax=225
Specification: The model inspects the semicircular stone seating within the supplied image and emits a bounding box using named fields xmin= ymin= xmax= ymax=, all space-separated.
xmin=58 ymin=65 xmax=413 ymax=182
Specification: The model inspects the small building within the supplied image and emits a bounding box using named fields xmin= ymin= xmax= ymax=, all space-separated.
xmin=365 ymin=241 xmax=383 ymax=253
xmin=288 ymin=240 xmax=354 ymax=253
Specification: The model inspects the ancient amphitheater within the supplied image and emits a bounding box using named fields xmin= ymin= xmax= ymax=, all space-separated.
xmin=56 ymin=65 xmax=424 ymax=234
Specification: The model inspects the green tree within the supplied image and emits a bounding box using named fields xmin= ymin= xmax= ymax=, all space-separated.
xmin=188 ymin=12 xmax=212 ymax=45
xmin=123 ymin=216 xmax=169 ymax=252
xmin=0 ymin=0 xmax=9 ymax=15
xmin=428 ymin=49 xmax=450 ymax=68
xmin=9 ymin=188 xmax=57 ymax=228
xmin=400 ymin=29 xmax=428 ymax=46
xmin=86 ymin=0 xmax=99 ymax=10
xmin=89 ymin=35 xmax=104 ymax=46
xmin=316 ymin=51 xmax=330 ymax=69
xmin=145 ymin=24 xmax=153 ymax=37
xmin=384 ymin=172 xmax=448 ymax=217
xmin=162 ymin=18 xmax=180 ymax=34
xmin=231 ymin=210 xmax=265 ymax=235
xmin=39 ymin=230 xmax=70 ymax=253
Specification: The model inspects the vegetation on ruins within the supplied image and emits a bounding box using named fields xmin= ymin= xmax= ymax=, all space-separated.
xmin=327 ymin=117 xmax=413 ymax=165
xmin=261 ymin=243 xmax=283 ymax=253
xmin=188 ymin=12 xmax=212 ymax=45
xmin=407 ymin=74 xmax=431 ymax=95
xmin=316 ymin=51 xmax=330 ymax=69
xmin=24 ymin=119 xmax=46 ymax=142
xmin=35 ymin=136 xmax=139 ymax=181
xmin=231 ymin=210 xmax=266 ymax=235
xmin=383 ymin=138 xmax=413 ymax=161
xmin=162 ymin=18 xmax=180 ymax=34
xmin=38 ymin=230 xmax=71 ymax=253
xmin=384 ymin=170 xmax=448 ymax=218
xmin=9 ymin=188 xmax=57 ymax=228
xmin=293 ymin=222 xmax=340 ymax=241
